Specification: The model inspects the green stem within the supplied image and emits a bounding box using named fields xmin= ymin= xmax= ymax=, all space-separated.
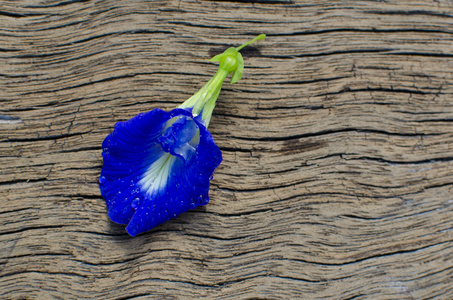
xmin=236 ymin=34 xmax=266 ymax=52
xmin=178 ymin=34 xmax=265 ymax=127
xmin=179 ymin=68 xmax=228 ymax=120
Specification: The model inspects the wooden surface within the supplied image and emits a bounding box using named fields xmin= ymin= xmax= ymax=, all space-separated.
xmin=1 ymin=0 xmax=453 ymax=299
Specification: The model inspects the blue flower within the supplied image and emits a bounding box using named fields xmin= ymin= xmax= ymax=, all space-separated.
xmin=99 ymin=108 xmax=222 ymax=236
xmin=99 ymin=34 xmax=265 ymax=236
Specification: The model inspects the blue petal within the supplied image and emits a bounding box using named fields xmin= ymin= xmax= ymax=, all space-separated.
xmin=99 ymin=108 xmax=222 ymax=236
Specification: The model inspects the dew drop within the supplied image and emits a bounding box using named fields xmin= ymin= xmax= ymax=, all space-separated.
xmin=131 ymin=198 xmax=140 ymax=209
xmin=99 ymin=176 xmax=107 ymax=184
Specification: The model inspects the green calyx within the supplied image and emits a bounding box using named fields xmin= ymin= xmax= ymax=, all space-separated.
xmin=179 ymin=34 xmax=265 ymax=126
xmin=210 ymin=33 xmax=266 ymax=84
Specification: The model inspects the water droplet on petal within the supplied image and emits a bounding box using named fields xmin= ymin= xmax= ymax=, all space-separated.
xmin=131 ymin=198 xmax=140 ymax=209
xmin=99 ymin=176 xmax=107 ymax=184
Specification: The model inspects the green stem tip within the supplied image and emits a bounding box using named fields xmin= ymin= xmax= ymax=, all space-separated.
xmin=236 ymin=34 xmax=266 ymax=52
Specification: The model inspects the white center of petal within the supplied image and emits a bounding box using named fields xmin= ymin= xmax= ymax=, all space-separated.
xmin=139 ymin=152 xmax=177 ymax=195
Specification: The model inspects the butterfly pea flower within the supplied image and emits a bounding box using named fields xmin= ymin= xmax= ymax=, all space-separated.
xmin=99 ymin=34 xmax=265 ymax=236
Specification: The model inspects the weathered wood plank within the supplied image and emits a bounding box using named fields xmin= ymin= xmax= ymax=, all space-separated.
xmin=1 ymin=0 xmax=452 ymax=299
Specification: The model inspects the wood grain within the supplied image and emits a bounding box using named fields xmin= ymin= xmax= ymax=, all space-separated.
xmin=1 ymin=0 xmax=453 ymax=299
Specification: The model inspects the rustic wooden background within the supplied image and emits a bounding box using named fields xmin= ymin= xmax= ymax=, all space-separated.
xmin=1 ymin=0 xmax=453 ymax=299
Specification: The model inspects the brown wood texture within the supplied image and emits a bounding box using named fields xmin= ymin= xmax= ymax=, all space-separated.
xmin=1 ymin=0 xmax=453 ymax=299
